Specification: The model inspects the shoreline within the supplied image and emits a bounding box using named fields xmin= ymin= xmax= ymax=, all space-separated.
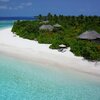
xmin=0 ymin=27 xmax=100 ymax=77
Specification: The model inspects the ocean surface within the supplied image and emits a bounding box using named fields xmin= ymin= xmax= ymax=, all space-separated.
xmin=0 ymin=21 xmax=14 ymax=29
xmin=0 ymin=17 xmax=36 ymax=29
xmin=0 ymin=21 xmax=100 ymax=100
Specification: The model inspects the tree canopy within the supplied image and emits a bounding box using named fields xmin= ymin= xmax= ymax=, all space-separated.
xmin=12 ymin=13 xmax=100 ymax=61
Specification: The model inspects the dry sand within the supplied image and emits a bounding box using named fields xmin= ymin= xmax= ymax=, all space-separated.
xmin=0 ymin=27 xmax=100 ymax=77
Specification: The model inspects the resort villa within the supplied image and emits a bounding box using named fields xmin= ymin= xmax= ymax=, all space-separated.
xmin=39 ymin=25 xmax=54 ymax=31
xmin=39 ymin=23 xmax=62 ymax=32
xmin=78 ymin=30 xmax=100 ymax=43
xmin=78 ymin=31 xmax=100 ymax=40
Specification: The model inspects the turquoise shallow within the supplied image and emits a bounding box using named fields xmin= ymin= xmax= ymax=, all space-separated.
xmin=0 ymin=21 xmax=100 ymax=100
xmin=0 ymin=54 xmax=100 ymax=100
xmin=0 ymin=21 xmax=14 ymax=29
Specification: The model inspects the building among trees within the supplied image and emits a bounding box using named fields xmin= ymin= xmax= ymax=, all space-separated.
xmin=78 ymin=31 xmax=100 ymax=39
xmin=39 ymin=25 xmax=54 ymax=31
xmin=78 ymin=30 xmax=100 ymax=43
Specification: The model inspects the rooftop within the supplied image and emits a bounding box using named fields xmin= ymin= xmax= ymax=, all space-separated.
xmin=78 ymin=31 xmax=100 ymax=40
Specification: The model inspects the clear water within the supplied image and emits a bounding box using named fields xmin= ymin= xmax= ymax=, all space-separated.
xmin=0 ymin=54 xmax=100 ymax=100
xmin=0 ymin=21 xmax=100 ymax=100
xmin=0 ymin=21 xmax=14 ymax=29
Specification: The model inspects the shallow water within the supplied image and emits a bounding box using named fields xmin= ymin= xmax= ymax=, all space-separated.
xmin=0 ymin=54 xmax=100 ymax=100
xmin=0 ymin=21 xmax=14 ymax=29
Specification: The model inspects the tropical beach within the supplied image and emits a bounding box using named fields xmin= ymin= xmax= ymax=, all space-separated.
xmin=0 ymin=27 xmax=100 ymax=76
xmin=0 ymin=0 xmax=100 ymax=99
xmin=0 ymin=26 xmax=100 ymax=100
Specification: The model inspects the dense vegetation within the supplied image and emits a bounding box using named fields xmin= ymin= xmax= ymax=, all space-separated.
xmin=12 ymin=13 xmax=100 ymax=61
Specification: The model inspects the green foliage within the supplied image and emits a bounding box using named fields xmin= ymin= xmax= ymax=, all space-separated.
xmin=12 ymin=13 xmax=100 ymax=61
xmin=49 ymin=42 xmax=59 ymax=49
xmin=68 ymin=39 xmax=100 ymax=61
xmin=12 ymin=20 xmax=40 ymax=40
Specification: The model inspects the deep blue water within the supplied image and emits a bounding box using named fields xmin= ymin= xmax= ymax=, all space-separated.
xmin=0 ymin=21 xmax=100 ymax=100
xmin=0 ymin=17 xmax=36 ymax=29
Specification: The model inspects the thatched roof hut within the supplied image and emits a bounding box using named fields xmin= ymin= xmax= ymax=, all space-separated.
xmin=53 ymin=24 xmax=62 ymax=28
xmin=39 ymin=25 xmax=54 ymax=31
xmin=78 ymin=31 xmax=100 ymax=40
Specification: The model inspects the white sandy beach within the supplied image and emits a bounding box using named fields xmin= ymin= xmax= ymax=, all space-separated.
xmin=0 ymin=27 xmax=100 ymax=76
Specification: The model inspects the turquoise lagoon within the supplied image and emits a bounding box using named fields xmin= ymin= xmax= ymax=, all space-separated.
xmin=0 ymin=54 xmax=100 ymax=100
xmin=0 ymin=21 xmax=100 ymax=100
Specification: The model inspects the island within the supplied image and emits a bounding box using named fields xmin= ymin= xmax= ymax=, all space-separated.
xmin=12 ymin=13 xmax=100 ymax=61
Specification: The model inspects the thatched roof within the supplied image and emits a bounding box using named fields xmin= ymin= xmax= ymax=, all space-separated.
xmin=53 ymin=24 xmax=61 ymax=28
xmin=39 ymin=25 xmax=54 ymax=31
xmin=78 ymin=31 xmax=100 ymax=40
